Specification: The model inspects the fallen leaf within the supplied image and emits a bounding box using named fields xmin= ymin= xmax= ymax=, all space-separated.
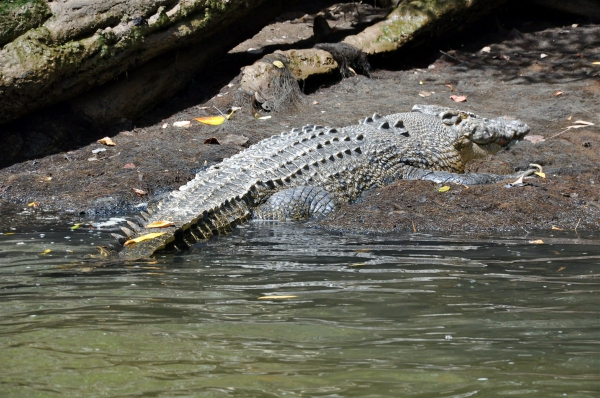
xmin=220 ymin=134 xmax=249 ymax=146
xmin=593 ymin=61 xmax=600 ymax=65
xmin=27 ymin=202 xmax=39 ymax=207
xmin=499 ymin=54 xmax=510 ymax=61
xmin=524 ymin=135 xmax=545 ymax=144
xmin=203 ymin=137 xmax=220 ymax=145
xmin=481 ymin=46 xmax=491 ymax=53
xmin=257 ymin=295 xmax=298 ymax=300
xmin=445 ymin=84 xmax=454 ymax=91
xmin=71 ymin=224 xmax=81 ymax=230
xmin=419 ymin=91 xmax=433 ymax=97
xmin=574 ymin=120 xmax=594 ymax=126
xmin=557 ymin=266 xmax=565 ymax=272
xmin=173 ymin=121 xmax=191 ymax=127
xmin=123 ymin=163 xmax=136 ymax=169
xmin=450 ymin=95 xmax=467 ymax=102
xmin=256 ymin=115 xmax=272 ymax=120
xmin=552 ymin=91 xmax=563 ymax=97
xmin=540 ymin=53 xmax=548 ymax=59
xmin=419 ymin=80 xmax=424 ymax=85
xmin=551 ymin=226 xmax=563 ymax=230
xmin=195 ymin=109 xmax=236 ymax=126
xmin=98 ymin=137 xmax=116 ymax=146
xmin=438 ymin=186 xmax=450 ymax=192
xmin=92 ymin=148 xmax=106 ymax=154
xmin=3 ymin=232 xmax=15 ymax=235
xmin=534 ymin=171 xmax=546 ymax=178
xmin=356 ymin=249 xmax=371 ymax=253
xmin=529 ymin=239 xmax=544 ymax=244
xmin=272 ymin=60 xmax=285 ymax=69
xmin=195 ymin=115 xmax=226 ymax=125
xmin=146 ymin=220 xmax=175 ymax=228
xmin=162 ymin=123 xmax=168 ymax=129
xmin=124 ymin=232 xmax=166 ymax=246
xmin=132 ymin=188 xmax=147 ymax=196
xmin=350 ymin=262 xmax=367 ymax=267
xmin=40 ymin=249 xmax=51 ymax=254
xmin=312 ymin=100 xmax=319 ymax=105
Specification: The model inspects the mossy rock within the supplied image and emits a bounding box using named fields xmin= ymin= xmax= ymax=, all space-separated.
xmin=0 ymin=0 xmax=51 ymax=47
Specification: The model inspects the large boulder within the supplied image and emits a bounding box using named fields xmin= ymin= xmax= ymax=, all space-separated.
xmin=0 ymin=0 xmax=293 ymax=125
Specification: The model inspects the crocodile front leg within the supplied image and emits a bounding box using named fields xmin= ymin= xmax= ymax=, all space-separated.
xmin=253 ymin=185 xmax=337 ymax=221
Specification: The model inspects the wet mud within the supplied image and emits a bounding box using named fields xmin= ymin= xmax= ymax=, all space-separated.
xmin=1 ymin=1 xmax=599 ymax=234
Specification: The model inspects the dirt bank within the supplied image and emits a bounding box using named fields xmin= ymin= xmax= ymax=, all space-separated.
xmin=0 ymin=2 xmax=599 ymax=235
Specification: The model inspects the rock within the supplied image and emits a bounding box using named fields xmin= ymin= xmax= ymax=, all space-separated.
xmin=0 ymin=0 xmax=294 ymax=125
xmin=343 ymin=0 xmax=511 ymax=54
xmin=274 ymin=49 xmax=338 ymax=80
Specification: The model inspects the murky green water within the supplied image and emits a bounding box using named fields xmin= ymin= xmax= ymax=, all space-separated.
xmin=0 ymin=220 xmax=598 ymax=397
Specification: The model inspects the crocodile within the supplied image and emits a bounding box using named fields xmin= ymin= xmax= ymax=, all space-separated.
xmin=112 ymin=105 xmax=530 ymax=259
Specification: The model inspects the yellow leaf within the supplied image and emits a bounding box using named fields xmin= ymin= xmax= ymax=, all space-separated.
xmin=551 ymin=226 xmax=563 ymax=230
xmin=194 ymin=110 xmax=235 ymax=126
xmin=124 ymin=232 xmax=166 ymax=246
xmin=534 ymin=171 xmax=546 ymax=178
xmin=3 ymin=232 xmax=15 ymax=235
xmin=258 ymin=295 xmax=298 ymax=300
xmin=272 ymin=60 xmax=285 ymax=69
xmin=256 ymin=115 xmax=272 ymax=120
xmin=438 ymin=186 xmax=450 ymax=192
xmin=529 ymin=239 xmax=544 ymax=245
xmin=557 ymin=267 xmax=565 ymax=272
xmin=145 ymin=221 xmax=175 ymax=228
xmin=41 ymin=249 xmax=51 ymax=254
xmin=97 ymin=137 xmax=116 ymax=146
xmin=27 ymin=202 xmax=39 ymax=207
xmin=593 ymin=61 xmax=600 ymax=65
xmin=195 ymin=115 xmax=226 ymax=125
xmin=71 ymin=224 xmax=81 ymax=230
xmin=350 ymin=262 xmax=367 ymax=267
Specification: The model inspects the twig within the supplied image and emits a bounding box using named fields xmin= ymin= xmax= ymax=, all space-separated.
xmin=411 ymin=219 xmax=417 ymax=233
xmin=574 ymin=218 xmax=581 ymax=232
xmin=439 ymin=50 xmax=469 ymax=65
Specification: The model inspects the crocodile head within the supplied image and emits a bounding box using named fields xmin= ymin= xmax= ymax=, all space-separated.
xmin=420 ymin=106 xmax=529 ymax=164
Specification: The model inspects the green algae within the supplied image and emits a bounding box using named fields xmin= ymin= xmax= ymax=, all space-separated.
xmin=0 ymin=0 xmax=51 ymax=46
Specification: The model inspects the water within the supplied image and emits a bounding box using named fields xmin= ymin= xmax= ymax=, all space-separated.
xmin=0 ymin=220 xmax=598 ymax=397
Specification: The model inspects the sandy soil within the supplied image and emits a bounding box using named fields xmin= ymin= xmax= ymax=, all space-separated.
xmin=0 ymin=1 xmax=599 ymax=234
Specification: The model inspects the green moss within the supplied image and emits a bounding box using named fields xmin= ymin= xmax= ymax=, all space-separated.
xmin=0 ymin=0 xmax=52 ymax=46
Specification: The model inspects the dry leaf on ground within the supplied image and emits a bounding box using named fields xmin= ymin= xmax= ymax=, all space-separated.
xmin=524 ymin=135 xmax=546 ymax=144
xmin=481 ymin=46 xmax=491 ymax=53
xmin=529 ymin=239 xmax=544 ymax=244
xmin=98 ymin=137 xmax=116 ymax=146
xmin=552 ymin=91 xmax=563 ymax=97
xmin=124 ymin=232 xmax=166 ymax=246
xmin=419 ymin=91 xmax=433 ymax=97
xmin=146 ymin=221 xmax=175 ymax=228
xmin=132 ymin=188 xmax=147 ymax=196
xmin=204 ymin=137 xmax=220 ymax=145
xmin=450 ymin=95 xmax=467 ymax=102
xmin=438 ymin=186 xmax=450 ymax=192
xmin=173 ymin=121 xmax=191 ymax=127
xmin=257 ymin=295 xmax=298 ymax=300
xmin=123 ymin=163 xmax=136 ymax=169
